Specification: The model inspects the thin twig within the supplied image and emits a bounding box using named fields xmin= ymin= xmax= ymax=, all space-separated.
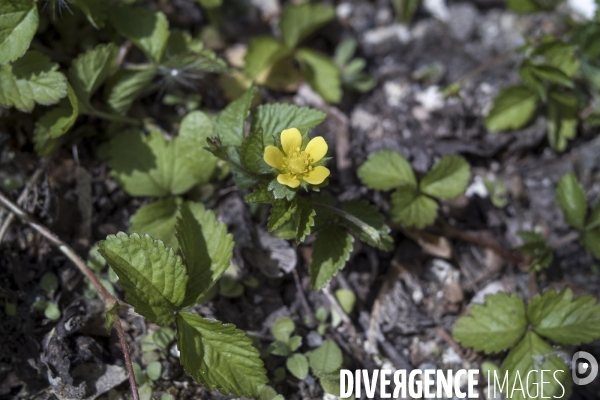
xmin=292 ymin=269 xmax=315 ymax=328
xmin=112 ymin=309 xmax=140 ymax=400
xmin=0 ymin=167 xmax=44 ymax=243
xmin=0 ymin=190 xmax=139 ymax=400
xmin=548 ymin=231 xmax=579 ymax=250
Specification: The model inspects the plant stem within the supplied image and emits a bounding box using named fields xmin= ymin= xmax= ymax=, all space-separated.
xmin=0 ymin=190 xmax=139 ymax=400
xmin=456 ymin=47 xmax=517 ymax=86
xmin=313 ymin=202 xmax=379 ymax=239
xmin=548 ymin=231 xmax=579 ymax=250
xmin=87 ymin=108 xmax=142 ymax=126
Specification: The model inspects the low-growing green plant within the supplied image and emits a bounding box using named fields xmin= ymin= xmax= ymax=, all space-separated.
xmin=453 ymin=288 xmax=600 ymax=400
xmin=240 ymin=2 xmax=343 ymax=103
xmin=333 ymin=38 xmax=376 ymax=93
xmin=32 ymin=272 xmax=61 ymax=321
xmin=358 ymin=150 xmax=471 ymax=228
xmin=207 ymin=86 xmax=393 ymax=289
xmin=97 ymin=202 xmax=271 ymax=398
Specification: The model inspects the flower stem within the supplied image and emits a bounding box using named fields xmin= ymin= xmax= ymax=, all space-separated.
xmin=87 ymin=108 xmax=142 ymax=126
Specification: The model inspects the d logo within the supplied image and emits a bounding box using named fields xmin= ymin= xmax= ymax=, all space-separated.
xmin=572 ymin=351 xmax=598 ymax=386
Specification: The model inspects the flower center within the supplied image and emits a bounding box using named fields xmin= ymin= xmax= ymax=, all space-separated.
xmin=284 ymin=148 xmax=313 ymax=177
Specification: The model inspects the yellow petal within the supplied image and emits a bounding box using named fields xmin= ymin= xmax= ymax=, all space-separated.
xmin=277 ymin=173 xmax=301 ymax=188
xmin=304 ymin=136 xmax=328 ymax=162
xmin=280 ymin=128 xmax=302 ymax=156
xmin=304 ymin=166 xmax=330 ymax=185
xmin=264 ymin=146 xmax=286 ymax=169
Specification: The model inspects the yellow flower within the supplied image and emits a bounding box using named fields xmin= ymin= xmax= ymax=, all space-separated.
xmin=263 ymin=127 xmax=330 ymax=188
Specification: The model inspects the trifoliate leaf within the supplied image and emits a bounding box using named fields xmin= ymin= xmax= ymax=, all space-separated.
xmin=500 ymin=332 xmax=570 ymax=400
xmin=244 ymin=36 xmax=290 ymax=79
xmin=555 ymin=172 xmax=586 ymax=230
xmin=484 ymin=85 xmax=538 ymax=131
xmin=73 ymin=0 xmax=108 ymax=29
xmin=279 ymin=2 xmax=335 ymax=49
xmin=0 ymin=50 xmax=67 ymax=112
xmin=176 ymin=312 xmax=268 ymax=398
xmin=105 ymin=67 xmax=156 ymax=114
xmin=215 ymin=85 xmax=254 ymax=147
xmin=357 ymin=150 xmax=416 ymax=190
xmin=420 ymin=155 xmax=471 ymax=199
xmin=547 ymin=90 xmax=577 ymax=152
xmin=286 ymin=354 xmax=308 ymax=380
xmin=340 ymin=199 xmax=393 ymax=251
xmin=251 ymin=103 xmax=326 ymax=146
xmin=268 ymin=199 xmax=298 ymax=232
xmin=308 ymin=340 xmax=343 ymax=374
xmin=271 ymin=317 xmax=295 ymax=342
xmin=110 ymin=5 xmax=170 ymax=64
xmin=519 ymin=61 xmax=547 ymax=101
xmin=176 ymin=202 xmax=234 ymax=307
xmin=129 ymin=197 xmax=182 ymax=249
xmin=581 ymin=229 xmax=600 ymax=259
xmin=268 ymin=179 xmax=296 ymax=201
xmin=0 ymin=0 xmax=39 ymax=65
xmin=530 ymin=63 xmax=574 ymax=88
xmin=295 ymin=197 xmax=315 ymax=243
xmin=98 ymin=233 xmax=189 ymax=324
xmin=295 ymin=48 xmax=341 ymax=104
xmin=335 ymin=289 xmax=356 ymax=314
xmin=390 ymin=185 xmax=438 ymax=229
xmin=310 ymin=226 xmax=353 ymax=290
xmin=453 ymin=292 xmax=527 ymax=353
xmin=110 ymin=112 xmax=216 ymax=196
xmin=527 ymin=288 xmax=600 ymax=344
xmin=33 ymin=82 xmax=79 ymax=157
xmin=69 ymin=43 xmax=118 ymax=105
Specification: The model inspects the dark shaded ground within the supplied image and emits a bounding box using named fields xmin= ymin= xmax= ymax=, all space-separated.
xmin=1 ymin=1 xmax=600 ymax=399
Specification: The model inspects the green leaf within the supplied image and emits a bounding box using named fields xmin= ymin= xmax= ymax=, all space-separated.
xmin=73 ymin=0 xmax=108 ymax=29
xmin=581 ymin=229 xmax=600 ymax=259
xmin=0 ymin=0 xmax=39 ymax=65
xmin=310 ymin=226 xmax=354 ymax=290
xmin=250 ymin=103 xmax=326 ymax=146
xmin=484 ymin=85 xmax=538 ymax=131
xmin=586 ymin=198 xmax=600 ymax=230
xmin=98 ymin=232 xmax=189 ymax=324
xmin=240 ymin=129 xmax=269 ymax=174
xmin=268 ymin=199 xmax=298 ymax=232
xmin=279 ymin=3 xmax=335 ymax=49
xmin=295 ymin=197 xmax=315 ymax=243
xmin=390 ymin=185 xmax=438 ymax=229
xmin=289 ymin=335 xmax=302 ymax=352
xmin=129 ymin=197 xmax=181 ymax=250
xmin=268 ymin=179 xmax=297 ymax=201
xmin=295 ymin=48 xmax=342 ymax=104
xmin=519 ymin=61 xmax=547 ymax=101
xmin=334 ymin=38 xmax=357 ymax=66
xmin=534 ymin=41 xmax=579 ymax=77
xmin=420 ymin=155 xmax=471 ymax=199
xmin=530 ymin=63 xmax=574 ymax=88
xmin=517 ymin=230 xmax=553 ymax=272
xmin=176 ymin=202 xmax=234 ymax=307
xmin=340 ymin=199 xmax=393 ymax=251
xmin=271 ymin=317 xmax=295 ymax=342
xmin=175 ymin=312 xmax=268 ymax=397
xmin=196 ymin=0 xmax=222 ymax=8
xmin=244 ymin=36 xmax=290 ymax=79
xmin=146 ymin=361 xmax=162 ymax=381
xmin=286 ymin=354 xmax=308 ymax=380
xmin=308 ymin=339 xmax=342 ymax=374
xmin=214 ymin=85 xmax=255 ymax=147
xmin=528 ymin=288 xmax=600 ymax=344
xmin=44 ymin=302 xmax=61 ymax=320
xmin=109 ymin=112 xmax=216 ymax=196
xmin=357 ymin=150 xmax=416 ymax=190
xmin=335 ymin=289 xmax=356 ymax=314
xmin=33 ymin=82 xmax=79 ymax=157
xmin=500 ymin=332 xmax=570 ymax=400
xmin=505 ymin=0 xmax=543 ymax=13
xmin=555 ymin=172 xmax=586 ymax=229
xmin=110 ymin=5 xmax=170 ymax=64
xmin=69 ymin=43 xmax=118 ymax=105
xmin=0 ymin=50 xmax=67 ymax=112
xmin=453 ymin=292 xmax=527 ymax=353
xmin=105 ymin=67 xmax=156 ymax=115
xmin=547 ymin=90 xmax=577 ymax=152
